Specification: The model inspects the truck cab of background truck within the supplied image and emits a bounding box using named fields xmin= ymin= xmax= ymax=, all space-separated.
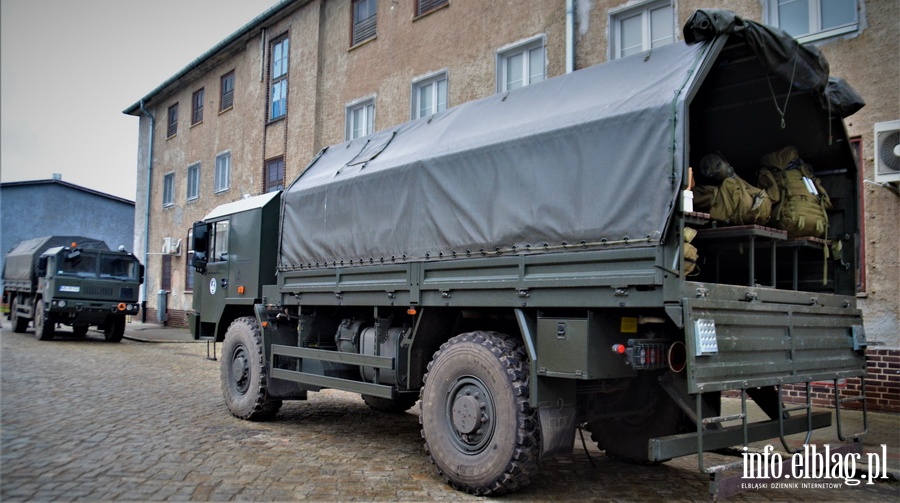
xmin=189 ymin=191 xmax=281 ymax=342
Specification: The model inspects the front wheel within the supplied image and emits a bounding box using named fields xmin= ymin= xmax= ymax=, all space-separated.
xmin=103 ymin=315 xmax=126 ymax=342
xmin=220 ymin=316 xmax=282 ymax=421
xmin=33 ymin=300 xmax=54 ymax=341
xmin=419 ymin=331 xmax=539 ymax=496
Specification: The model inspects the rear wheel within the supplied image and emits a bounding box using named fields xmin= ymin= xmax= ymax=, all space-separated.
xmin=586 ymin=373 xmax=687 ymax=464
xmin=104 ymin=315 xmax=125 ymax=342
xmin=33 ymin=300 xmax=54 ymax=341
xmin=419 ymin=331 xmax=539 ymax=496
xmin=11 ymin=297 xmax=28 ymax=333
xmin=221 ymin=316 xmax=282 ymax=421
xmin=362 ymin=394 xmax=418 ymax=413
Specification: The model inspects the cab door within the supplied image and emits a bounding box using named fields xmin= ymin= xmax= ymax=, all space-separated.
xmin=191 ymin=219 xmax=231 ymax=338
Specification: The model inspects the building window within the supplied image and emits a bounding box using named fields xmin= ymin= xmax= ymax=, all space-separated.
xmin=220 ymin=70 xmax=235 ymax=111
xmin=346 ymin=98 xmax=375 ymax=140
xmin=352 ymin=0 xmax=377 ymax=46
xmin=269 ymin=36 xmax=289 ymax=120
xmin=412 ymin=72 xmax=448 ymax=119
xmin=610 ymin=0 xmax=674 ymax=59
xmin=185 ymin=229 xmax=194 ymax=292
xmin=167 ymin=103 xmax=178 ymax=137
xmin=265 ymin=157 xmax=285 ymax=193
xmin=215 ymin=152 xmax=231 ymax=193
xmin=767 ymin=0 xmax=859 ymax=43
xmin=161 ymin=254 xmax=172 ymax=291
xmin=416 ymin=0 xmax=448 ymax=17
xmin=191 ymin=88 xmax=204 ymax=125
xmin=162 ymin=173 xmax=174 ymax=207
xmin=851 ymin=136 xmax=865 ymax=293
xmin=186 ymin=163 xmax=200 ymax=201
xmin=497 ymin=37 xmax=545 ymax=92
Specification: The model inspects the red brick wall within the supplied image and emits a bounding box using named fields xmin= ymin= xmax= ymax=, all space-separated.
xmin=781 ymin=348 xmax=899 ymax=413
xmin=140 ymin=307 xmax=189 ymax=329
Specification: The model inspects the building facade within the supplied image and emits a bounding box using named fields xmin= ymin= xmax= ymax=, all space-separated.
xmin=0 ymin=178 xmax=137 ymax=276
xmin=125 ymin=0 xmax=897 ymax=404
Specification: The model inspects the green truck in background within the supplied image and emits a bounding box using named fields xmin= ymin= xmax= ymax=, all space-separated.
xmin=3 ymin=236 xmax=143 ymax=342
xmin=188 ymin=11 xmax=868 ymax=496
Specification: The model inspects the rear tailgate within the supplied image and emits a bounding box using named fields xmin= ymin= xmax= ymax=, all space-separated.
xmin=682 ymin=282 xmax=866 ymax=394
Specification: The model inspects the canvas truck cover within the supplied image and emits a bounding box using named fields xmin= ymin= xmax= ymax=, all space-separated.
xmin=279 ymin=10 xmax=856 ymax=271
xmin=3 ymin=236 xmax=109 ymax=288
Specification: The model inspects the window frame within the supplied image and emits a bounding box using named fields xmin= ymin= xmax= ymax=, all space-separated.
xmin=162 ymin=172 xmax=175 ymax=208
xmin=416 ymin=0 xmax=448 ymax=18
xmin=186 ymin=162 xmax=200 ymax=201
xmin=608 ymin=0 xmax=675 ymax=60
xmin=496 ymin=36 xmax=546 ymax=93
xmin=215 ymin=152 xmax=231 ymax=193
xmin=220 ymin=70 xmax=235 ymax=112
xmin=269 ymin=35 xmax=290 ymax=121
xmin=351 ymin=0 xmax=378 ymax=46
xmin=851 ymin=136 xmax=866 ymax=293
xmin=191 ymin=88 xmax=204 ymax=125
xmin=766 ymin=0 xmax=860 ymax=43
xmin=185 ymin=228 xmax=194 ymax=292
xmin=265 ymin=157 xmax=285 ymax=193
xmin=411 ymin=71 xmax=449 ymax=119
xmin=346 ymin=96 xmax=376 ymax=140
xmin=166 ymin=103 xmax=178 ymax=138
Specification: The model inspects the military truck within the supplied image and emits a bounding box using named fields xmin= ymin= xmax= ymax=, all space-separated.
xmin=3 ymin=236 xmax=143 ymax=342
xmin=189 ymin=11 xmax=868 ymax=496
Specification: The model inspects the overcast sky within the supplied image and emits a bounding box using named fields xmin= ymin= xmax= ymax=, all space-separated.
xmin=1 ymin=0 xmax=280 ymax=200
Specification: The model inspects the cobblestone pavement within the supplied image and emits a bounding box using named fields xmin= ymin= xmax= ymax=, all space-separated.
xmin=1 ymin=323 xmax=898 ymax=502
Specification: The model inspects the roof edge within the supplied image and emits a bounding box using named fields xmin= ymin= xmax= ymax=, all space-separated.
xmin=123 ymin=0 xmax=308 ymax=116
xmin=0 ymin=179 xmax=135 ymax=205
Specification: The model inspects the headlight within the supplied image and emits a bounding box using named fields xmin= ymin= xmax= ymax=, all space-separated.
xmin=56 ymin=300 xmax=67 ymax=308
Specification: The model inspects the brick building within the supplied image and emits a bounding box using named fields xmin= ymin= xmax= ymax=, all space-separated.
xmin=125 ymin=0 xmax=897 ymax=408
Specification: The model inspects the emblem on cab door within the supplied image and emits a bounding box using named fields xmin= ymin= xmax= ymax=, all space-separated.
xmin=209 ymin=277 xmax=217 ymax=295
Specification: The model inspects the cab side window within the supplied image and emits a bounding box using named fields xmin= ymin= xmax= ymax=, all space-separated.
xmin=211 ymin=221 xmax=230 ymax=262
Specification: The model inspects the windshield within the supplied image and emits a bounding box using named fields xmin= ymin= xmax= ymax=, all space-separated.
xmin=99 ymin=255 xmax=141 ymax=280
xmin=58 ymin=252 xmax=139 ymax=280
xmin=58 ymin=251 xmax=99 ymax=277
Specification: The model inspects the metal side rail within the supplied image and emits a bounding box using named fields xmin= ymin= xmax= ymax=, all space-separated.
xmin=270 ymin=344 xmax=396 ymax=399
xmin=834 ymin=376 xmax=868 ymax=442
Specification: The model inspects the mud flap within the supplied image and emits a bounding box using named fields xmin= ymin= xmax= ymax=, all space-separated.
xmin=538 ymin=404 xmax=577 ymax=458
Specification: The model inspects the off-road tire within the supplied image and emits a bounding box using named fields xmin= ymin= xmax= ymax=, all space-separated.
xmin=221 ymin=316 xmax=282 ymax=421
xmin=11 ymin=297 xmax=28 ymax=333
xmin=362 ymin=394 xmax=418 ymax=413
xmin=586 ymin=373 xmax=686 ymax=464
xmin=33 ymin=300 xmax=55 ymax=341
xmin=419 ymin=331 xmax=539 ymax=496
xmin=103 ymin=315 xmax=126 ymax=342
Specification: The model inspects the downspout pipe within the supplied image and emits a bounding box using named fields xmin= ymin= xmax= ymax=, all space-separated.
xmin=566 ymin=0 xmax=575 ymax=73
xmin=138 ymin=99 xmax=155 ymax=322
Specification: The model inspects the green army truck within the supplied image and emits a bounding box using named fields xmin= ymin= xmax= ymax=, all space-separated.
xmin=3 ymin=236 xmax=143 ymax=342
xmin=189 ymin=11 xmax=868 ymax=496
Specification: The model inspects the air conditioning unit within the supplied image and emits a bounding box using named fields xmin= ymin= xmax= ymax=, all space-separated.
xmin=162 ymin=237 xmax=182 ymax=255
xmin=874 ymin=120 xmax=900 ymax=184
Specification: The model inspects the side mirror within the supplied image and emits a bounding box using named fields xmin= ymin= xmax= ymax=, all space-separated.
xmin=192 ymin=221 xmax=209 ymax=274
xmin=138 ymin=264 xmax=145 ymax=284
xmin=37 ymin=256 xmax=48 ymax=277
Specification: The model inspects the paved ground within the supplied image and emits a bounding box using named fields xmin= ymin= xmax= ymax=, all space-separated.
xmin=1 ymin=321 xmax=897 ymax=502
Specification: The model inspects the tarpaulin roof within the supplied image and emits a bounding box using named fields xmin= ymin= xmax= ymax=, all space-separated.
xmin=280 ymin=41 xmax=706 ymax=270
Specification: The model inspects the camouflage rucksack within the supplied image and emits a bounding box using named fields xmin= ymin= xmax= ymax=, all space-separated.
xmin=757 ymin=146 xmax=831 ymax=239
xmin=694 ymin=154 xmax=772 ymax=226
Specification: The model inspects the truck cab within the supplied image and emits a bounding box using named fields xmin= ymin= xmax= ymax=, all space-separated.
xmin=189 ymin=191 xmax=281 ymax=342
